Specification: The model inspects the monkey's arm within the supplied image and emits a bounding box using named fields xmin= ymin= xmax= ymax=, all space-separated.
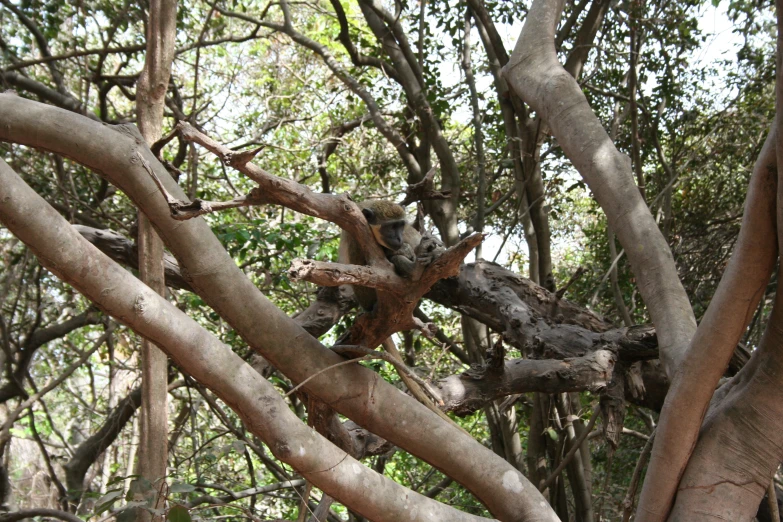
xmin=390 ymin=234 xmax=446 ymax=278
xmin=389 ymin=245 xmax=416 ymax=276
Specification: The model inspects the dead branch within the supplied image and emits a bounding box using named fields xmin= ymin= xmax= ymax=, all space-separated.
xmin=291 ymin=233 xmax=482 ymax=348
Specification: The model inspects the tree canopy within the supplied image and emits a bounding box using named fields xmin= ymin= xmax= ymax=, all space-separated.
xmin=0 ymin=0 xmax=780 ymax=520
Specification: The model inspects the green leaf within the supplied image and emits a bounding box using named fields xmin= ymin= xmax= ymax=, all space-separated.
xmin=170 ymin=482 xmax=197 ymax=493
xmin=168 ymin=505 xmax=192 ymax=522
xmin=546 ymin=427 xmax=559 ymax=441
xmin=94 ymin=489 xmax=123 ymax=515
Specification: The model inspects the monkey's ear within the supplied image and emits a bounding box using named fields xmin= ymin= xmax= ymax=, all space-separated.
xmin=361 ymin=208 xmax=375 ymax=223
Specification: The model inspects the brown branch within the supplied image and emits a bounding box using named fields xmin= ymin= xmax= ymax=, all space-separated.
xmin=540 ymin=402 xmax=601 ymax=493
xmin=438 ymin=350 xmax=615 ymax=416
xmin=73 ymin=225 xmax=191 ymax=291
xmin=0 ymin=309 xmax=102 ymax=403
xmin=0 ymin=509 xmax=83 ymax=522
xmin=0 ymin=0 xmax=66 ymax=91
xmin=0 ymin=73 xmax=100 ymax=121
xmin=289 ymin=260 xmax=406 ymax=293
xmin=3 ymin=44 xmax=145 ymax=72
xmin=317 ymin=115 xmax=374 ymax=193
xmin=555 ymin=265 xmax=586 ymax=299
xmin=399 ymin=163 xmax=452 ymax=205
xmin=334 ymin=343 xmax=471 ymax=436
xmin=291 ymin=233 xmax=482 ymax=349
xmin=177 ymin=121 xmax=388 ymax=265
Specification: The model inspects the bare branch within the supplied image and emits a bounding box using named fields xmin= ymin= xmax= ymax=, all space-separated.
xmin=177 ymin=121 xmax=388 ymax=265
xmin=215 ymin=4 xmax=423 ymax=181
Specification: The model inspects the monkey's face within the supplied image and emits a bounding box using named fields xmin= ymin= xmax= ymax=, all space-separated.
xmin=374 ymin=221 xmax=405 ymax=250
xmin=362 ymin=207 xmax=405 ymax=251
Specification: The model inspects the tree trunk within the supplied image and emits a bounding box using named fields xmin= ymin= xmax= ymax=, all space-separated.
xmin=135 ymin=1 xmax=178 ymax=519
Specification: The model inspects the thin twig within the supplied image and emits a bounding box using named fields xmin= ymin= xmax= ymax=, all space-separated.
xmin=555 ymin=266 xmax=585 ymax=299
xmin=621 ymin=429 xmax=656 ymax=522
xmin=284 ymin=354 xmax=372 ymax=398
xmin=332 ymin=345 xmax=442 ymax=404
xmin=137 ymin=150 xmax=264 ymax=219
xmin=540 ymin=403 xmax=600 ymax=493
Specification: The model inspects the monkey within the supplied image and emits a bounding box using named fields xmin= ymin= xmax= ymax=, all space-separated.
xmin=337 ymin=200 xmax=470 ymax=434
xmin=337 ymin=199 xmax=421 ymax=311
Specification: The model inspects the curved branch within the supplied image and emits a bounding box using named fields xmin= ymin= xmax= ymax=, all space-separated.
xmin=637 ymin=124 xmax=779 ymax=521
xmin=0 ymin=509 xmax=83 ymax=522
xmin=503 ymin=0 xmax=696 ymax=378
xmin=0 ymin=90 xmax=556 ymax=522
xmin=0 ymin=157 xmax=494 ymax=522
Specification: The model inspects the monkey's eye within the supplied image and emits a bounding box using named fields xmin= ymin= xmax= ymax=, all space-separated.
xmin=362 ymin=208 xmax=376 ymax=224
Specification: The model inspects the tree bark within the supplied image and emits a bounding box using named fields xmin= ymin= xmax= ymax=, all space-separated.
xmin=135 ymin=1 xmax=178 ymax=519
xmin=503 ymin=0 xmax=696 ymax=380
xmin=0 ymin=93 xmax=557 ymax=522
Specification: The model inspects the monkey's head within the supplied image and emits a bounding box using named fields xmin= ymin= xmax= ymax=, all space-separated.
xmin=360 ymin=200 xmax=407 ymax=251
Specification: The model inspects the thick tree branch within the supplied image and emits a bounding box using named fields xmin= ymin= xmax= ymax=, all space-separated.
xmin=74 ymin=225 xmax=191 ymax=290
xmin=0 ymin=74 xmax=100 ymax=121
xmin=639 ymin=125 xmax=779 ymax=520
xmin=0 ymin=157 xmax=494 ymax=522
xmin=503 ymin=0 xmax=697 ymax=379
xmin=0 ymin=92 xmax=556 ymax=522
xmin=438 ymin=350 xmax=614 ymax=416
